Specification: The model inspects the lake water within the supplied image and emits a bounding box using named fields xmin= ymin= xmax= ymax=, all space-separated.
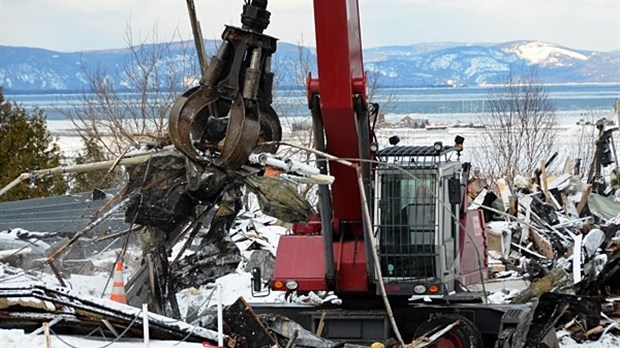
xmin=3 ymin=83 xmax=619 ymax=169
xmin=5 ymin=83 xmax=620 ymax=125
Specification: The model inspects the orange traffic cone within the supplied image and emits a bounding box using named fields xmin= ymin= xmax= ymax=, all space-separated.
xmin=110 ymin=261 xmax=127 ymax=304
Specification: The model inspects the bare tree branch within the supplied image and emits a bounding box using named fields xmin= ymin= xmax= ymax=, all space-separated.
xmin=59 ymin=23 xmax=199 ymax=158
xmin=475 ymin=67 xmax=558 ymax=186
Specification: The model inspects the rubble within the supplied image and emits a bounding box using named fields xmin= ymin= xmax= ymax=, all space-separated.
xmin=2 ymin=142 xmax=619 ymax=347
xmin=0 ymin=264 xmax=225 ymax=344
xmin=2 ymin=99 xmax=620 ymax=348
xmin=3 ymin=144 xmax=620 ymax=347
xmin=468 ymin=141 xmax=620 ymax=345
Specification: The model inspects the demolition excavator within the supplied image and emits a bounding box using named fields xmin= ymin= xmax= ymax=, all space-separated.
xmin=170 ymin=1 xmax=545 ymax=347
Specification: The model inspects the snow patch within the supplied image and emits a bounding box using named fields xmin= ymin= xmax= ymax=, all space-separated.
xmin=430 ymin=53 xmax=457 ymax=70
xmin=558 ymin=330 xmax=619 ymax=347
xmin=505 ymin=41 xmax=588 ymax=66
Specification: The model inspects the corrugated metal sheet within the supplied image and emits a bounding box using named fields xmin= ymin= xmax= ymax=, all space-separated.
xmin=0 ymin=190 xmax=127 ymax=233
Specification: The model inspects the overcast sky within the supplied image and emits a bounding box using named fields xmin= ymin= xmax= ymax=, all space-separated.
xmin=1 ymin=0 xmax=619 ymax=52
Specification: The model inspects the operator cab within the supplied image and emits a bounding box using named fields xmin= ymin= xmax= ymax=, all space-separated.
xmin=373 ymin=145 xmax=463 ymax=297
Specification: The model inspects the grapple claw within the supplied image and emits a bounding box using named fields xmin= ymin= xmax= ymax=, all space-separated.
xmin=169 ymin=86 xmax=201 ymax=162
xmin=213 ymin=96 xmax=260 ymax=168
xmin=169 ymin=0 xmax=279 ymax=168
xmin=256 ymin=103 xmax=282 ymax=154
xmin=169 ymin=86 xmax=219 ymax=163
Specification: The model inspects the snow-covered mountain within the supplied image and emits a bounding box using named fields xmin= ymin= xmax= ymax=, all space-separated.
xmin=0 ymin=40 xmax=617 ymax=92
xmin=497 ymin=41 xmax=589 ymax=66
xmin=365 ymin=40 xmax=618 ymax=87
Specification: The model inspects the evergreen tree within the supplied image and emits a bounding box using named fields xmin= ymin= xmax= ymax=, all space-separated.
xmin=0 ymin=90 xmax=67 ymax=201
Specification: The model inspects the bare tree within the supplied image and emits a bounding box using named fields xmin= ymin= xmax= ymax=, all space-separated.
xmin=60 ymin=24 xmax=199 ymax=157
xmin=271 ymin=33 xmax=315 ymax=139
xmin=567 ymin=110 xmax=603 ymax=177
xmin=475 ymin=67 xmax=558 ymax=186
xmin=365 ymin=62 xmax=398 ymax=120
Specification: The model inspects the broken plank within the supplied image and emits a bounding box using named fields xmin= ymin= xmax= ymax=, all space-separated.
xmin=496 ymin=179 xmax=511 ymax=219
xmin=540 ymin=160 xmax=552 ymax=205
xmin=511 ymin=243 xmax=547 ymax=260
xmin=512 ymin=267 xmax=567 ymax=304
xmin=577 ymin=185 xmax=592 ymax=215
xmin=521 ymin=199 xmax=532 ymax=244
xmin=222 ymin=297 xmax=278 ymax=348
xmin=570 ymin=231 xmax=583 ymax=284
xmin=529 ymin=228 xmax=555 ymax=260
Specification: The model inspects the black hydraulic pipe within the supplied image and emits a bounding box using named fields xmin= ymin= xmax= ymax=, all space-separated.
xmin=310 ymin=95 xmax=336 ymax=288
xmin=353 ymin=96 xmax=375 ymax=279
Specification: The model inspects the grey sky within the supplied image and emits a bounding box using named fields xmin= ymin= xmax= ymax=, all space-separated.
xmin=1 ymin=0 xmax=618 ymax=52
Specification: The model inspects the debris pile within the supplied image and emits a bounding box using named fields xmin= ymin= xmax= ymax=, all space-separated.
xmin=2 ymin=97 xmax=619 ymax=346
xmin=0 ymin=263 xmax=225 ymax=345
xmin=470 ymin=158 xmax=620 ymax=344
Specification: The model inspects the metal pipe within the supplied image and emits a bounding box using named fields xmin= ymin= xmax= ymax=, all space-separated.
xmin=142 ymin=303 xmax=150 ymax=347
xmin=280 ymin=174 xmax=334 ymax=185
xmin=185 ymin=0 xmax=209 ymax=81
xmin=0 ymin=148 xmax=176 ymax=198
xmin=286 ymin=159 xmax=321 ymax=175
xmin=249 ymin=153 xmax=288 ymax=170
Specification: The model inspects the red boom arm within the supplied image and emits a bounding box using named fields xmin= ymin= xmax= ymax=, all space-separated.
xmin=308 ymin=0 xmax=367 ymax=227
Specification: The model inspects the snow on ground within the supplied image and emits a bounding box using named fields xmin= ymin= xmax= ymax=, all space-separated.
xmin=47 ymin=120 xmax=83 ymax=159
xmin=558 ymin=331 xmax=620 ymax=348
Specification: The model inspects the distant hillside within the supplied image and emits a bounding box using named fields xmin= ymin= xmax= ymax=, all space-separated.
xmin=364 ymin=41 xmax=619 ymax=87
xmin=0 ymin=40 xmax=618 ymax=92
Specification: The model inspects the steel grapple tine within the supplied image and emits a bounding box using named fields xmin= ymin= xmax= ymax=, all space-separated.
xmin=170 ymin=86 xmax=224 ymax=164
xmin=169 ymin=86 xmax=204 ymax=162
xmin=255 ymin=102 xmax=282 ymax=154
xmin=170 ymin=89 xmax=266 ymax=168
xmin=213 ymin=95 xmax=260 ymax=168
